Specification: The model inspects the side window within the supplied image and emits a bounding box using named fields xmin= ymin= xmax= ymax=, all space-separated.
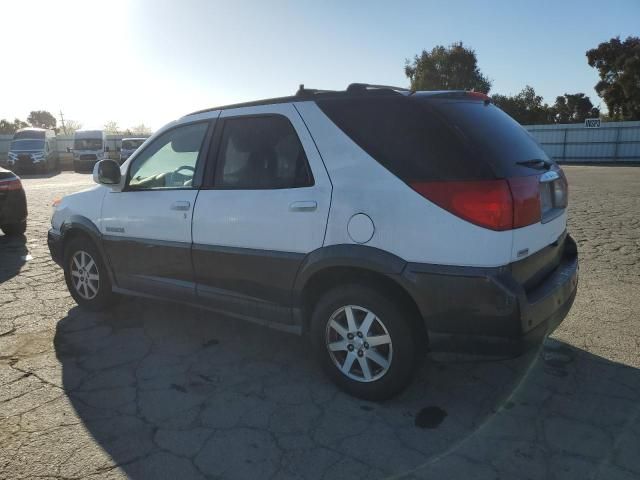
xmin=127 ymin=122 xmax=208 ymax=190
xmin=214 ymin=115 xmax=313 ymax=189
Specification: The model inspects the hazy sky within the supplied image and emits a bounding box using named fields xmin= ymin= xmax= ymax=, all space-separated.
xmin=2 ymin=0 xmax=638 ymax=131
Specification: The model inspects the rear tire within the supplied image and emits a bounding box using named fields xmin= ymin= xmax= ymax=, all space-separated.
xmin=310 ymin=284 xmax=419 ymax=400
xmin=1 ymin=220 xmax=26 ymax=236
xmin=63 ymin=237 xmax=115 ymax=311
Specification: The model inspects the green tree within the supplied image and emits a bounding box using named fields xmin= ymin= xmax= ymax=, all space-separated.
xmin=126 ymin=123 xmax=152 ymax=135
xmin=27 ymin=110 xmax=57 ymax=130
xmin=405 ymin=42 xmax=491 ymax=93
xmin=103 ymin=121 xmax=121 ymax=134
xmin=587 ymin=36 xmax=640 ymax=120
xmin=492 ymin=86 xmax=554 ymax=125
xmin=0 ymin=118 xmax=29 ymax=134
xmin=552 ymin=93 xmax=599 ymax=124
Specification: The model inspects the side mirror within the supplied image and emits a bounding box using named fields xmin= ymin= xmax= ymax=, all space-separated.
xmin=105 ymin=146 xmax=110 ymax=152
xmin=93 ymin=159 xmax=121 ymax=186
xmin=66 ymin=147 xmax=71 ymax=153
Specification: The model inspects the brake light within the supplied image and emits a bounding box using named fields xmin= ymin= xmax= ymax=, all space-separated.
xmin=508 ymin=176 xmax=541 ymax=228
xmin=410 ymin=176 xmax=541 ymax=231
xmin=466 ymin=91 xmax=491 ymax=102
xmin=0 ymin=178 xmax=22 ymax=191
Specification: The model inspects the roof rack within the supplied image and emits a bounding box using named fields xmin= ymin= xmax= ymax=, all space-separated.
xmin=345 ymin=83 xmax=411 ymax=93
xmin=186 ymin=83 xmax=411 ymax=116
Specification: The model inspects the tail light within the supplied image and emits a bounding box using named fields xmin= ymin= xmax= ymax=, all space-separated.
xmin=0 ymin=178 xmax=22 ymax=191
xmin=410 ymin=176 xmax=542 ymax=231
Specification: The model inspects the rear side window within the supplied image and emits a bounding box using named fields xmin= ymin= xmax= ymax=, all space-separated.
xmin=316 ymin=96 xmax=495 ymax=182
xmin=214 ymin=115 xmax=313 ymax=189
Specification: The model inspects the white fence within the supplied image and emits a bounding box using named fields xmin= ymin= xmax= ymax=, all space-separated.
xmin=525 ymin=120 xmax=640 ymax=163
xmin=2 ymin=120 xmax=640 ymax=164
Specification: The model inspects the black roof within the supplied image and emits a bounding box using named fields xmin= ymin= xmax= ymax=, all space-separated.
xmin=185 ymin=83 xmax=412 ymax=117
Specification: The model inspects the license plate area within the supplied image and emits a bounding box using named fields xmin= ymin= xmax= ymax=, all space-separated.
xmin=540 ymin=171 xmax=567 ymax=224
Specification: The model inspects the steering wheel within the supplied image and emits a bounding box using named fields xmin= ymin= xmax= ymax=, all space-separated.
xmin=168 ymin=165 xmax=195 ymax=186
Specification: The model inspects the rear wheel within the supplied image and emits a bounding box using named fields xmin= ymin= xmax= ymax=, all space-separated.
xmin=63 ymin=237 xmax=115 ymax=311
xmin=1 ymin=220 xmax=26 ymax=236
xmin=310 ymin=284 xmax=419 ymax=400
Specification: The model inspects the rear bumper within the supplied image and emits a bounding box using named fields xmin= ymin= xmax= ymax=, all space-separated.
xmin=0 ymin=189 xmax=28 ymax=225
xmin=398 ymin=233 xmax=578 ymax=354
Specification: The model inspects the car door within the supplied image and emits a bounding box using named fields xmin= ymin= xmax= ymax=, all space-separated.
xmin=100 ymin=119 xmax=214 ymax=300
xmin=192 ymin=103 xmax=332 ymax=326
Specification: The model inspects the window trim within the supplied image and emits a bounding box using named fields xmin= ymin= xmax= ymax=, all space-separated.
xmin=122 ymin=119 xmax=215 ymax=192
xmin=202 ymin=113 xmax=315 ymax=190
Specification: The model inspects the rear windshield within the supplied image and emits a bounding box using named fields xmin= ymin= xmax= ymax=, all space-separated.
xmin=122 ymin=139 xmax=145 ymax=150
xmin=426 ymin=99 xmax=553 ymax=177
xmin=316 ymin=95 xmax=552 ymax=182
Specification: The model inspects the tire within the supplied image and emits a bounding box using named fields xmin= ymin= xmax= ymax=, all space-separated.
xmin=63 ymin=236 xmax=115 ymax=311
xmin=1 ymin=220 xmax=26 ymax=236
xmin=310 ymin=284 xmax=419 ymax=400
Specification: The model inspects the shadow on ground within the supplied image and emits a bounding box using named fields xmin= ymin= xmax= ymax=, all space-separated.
xmin=53 ymin=300 xmax=640 ymax=479
xmin=0 ymin=234 xmax=28 ymax=284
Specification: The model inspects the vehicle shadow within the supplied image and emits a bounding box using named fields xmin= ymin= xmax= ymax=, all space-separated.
xmin=0 ymin=234 xmax=27 ymax=284
xmin=53 ymin=300 xmax=640 ymax=479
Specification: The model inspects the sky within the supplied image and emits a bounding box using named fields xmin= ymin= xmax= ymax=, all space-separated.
xmin=1 ymin=0 xmax=638 ymax=131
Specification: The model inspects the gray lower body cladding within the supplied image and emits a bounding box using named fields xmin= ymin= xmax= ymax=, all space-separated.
xmin=397 ymin=233 xmax=578 ymax=349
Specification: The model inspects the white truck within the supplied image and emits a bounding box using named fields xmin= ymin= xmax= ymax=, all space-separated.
xmin=69 ymin=130 xmax=108 ymax=172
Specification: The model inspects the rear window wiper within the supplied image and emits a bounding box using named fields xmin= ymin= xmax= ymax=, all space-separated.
xmin=516 ymin=159 xmax=552 ymax=170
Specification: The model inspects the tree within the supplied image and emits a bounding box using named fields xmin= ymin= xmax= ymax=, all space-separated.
xmin=405 ymin=42 xmax=492 ymax=93
xmin=492 ymin=86 xmax=554 ymax=125
xmin=27 ymin=110 xmax=57 ymax=130
xmin=587 ymin=36 xmax=640 ymax=120
xmin=552 ymin=93 xmax=599 ymax=124
xmin=126 ymin=123 xmax=152 ymax=136
xmin=0 ymin=118 xmax=29 ymax=134
xmin=61 ymin=120 xmax=82 ymax=135
xmin=103 ymin=121 xmax=121 ymax=134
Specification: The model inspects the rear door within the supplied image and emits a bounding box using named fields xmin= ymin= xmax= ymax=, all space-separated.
xmin=100 ymin=120 xmax=214 ymax=300
xmin=192 ymin=103 xmax=331 ymax=325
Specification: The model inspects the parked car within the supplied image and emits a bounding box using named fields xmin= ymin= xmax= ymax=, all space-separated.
xmin=0 ymin=167 xmax=27 ymax=236
xmin=119 ymin=137 xmax=147 ymax=164
xmin=6 ymin=128 xmax=58 ymax=174
xmin=47 ymin=84 xmax=579 ymax=400
xmin=69 ymin=130 xmax=108 ymax=172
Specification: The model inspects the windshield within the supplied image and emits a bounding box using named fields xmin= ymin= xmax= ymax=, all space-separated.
xmin=74 ymin=138 xmax=103 ymax=151
xmin=10 ymin=139 xmax=45 ymax=151
xmin=122 ymin=139 xmax=145 ymax=150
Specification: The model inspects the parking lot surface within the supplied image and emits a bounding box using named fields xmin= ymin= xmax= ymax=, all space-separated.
xmin=1 ymin=167 xmax=639 ymax=480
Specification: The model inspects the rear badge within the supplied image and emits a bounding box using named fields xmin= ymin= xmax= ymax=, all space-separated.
xmin=517 ymin=248 xmax=529 ymax=258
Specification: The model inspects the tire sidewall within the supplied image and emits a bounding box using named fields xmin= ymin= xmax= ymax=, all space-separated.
xmin=310 ymin=284 xmax=417 ymax=401
xmin=63 ymin=237 xmax=113 ymax=311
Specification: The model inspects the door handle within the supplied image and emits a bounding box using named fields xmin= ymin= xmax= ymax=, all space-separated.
xmin=289 ymin=201 xmax=317 ymax=212
xmin=170 ymin=200 xmax=191 ymax=211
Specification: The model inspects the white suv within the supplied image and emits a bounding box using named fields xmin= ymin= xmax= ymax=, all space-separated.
xmin=48 ymin=84 xmax=578 ymax=399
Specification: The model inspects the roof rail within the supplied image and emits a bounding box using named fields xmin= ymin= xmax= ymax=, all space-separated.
xmin=346 ymin=83 xmax=411 ymax=93
xmin=295 ymin=84 xmax=338 ymax=97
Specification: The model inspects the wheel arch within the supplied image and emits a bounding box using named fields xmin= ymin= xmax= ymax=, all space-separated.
xmin=293 ymin=245 xmax=427 ymax=343
xmin=60 ymin=215 xmax=115 ymax=284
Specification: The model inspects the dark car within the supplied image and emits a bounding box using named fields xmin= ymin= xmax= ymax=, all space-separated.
xmin=0 ymin=167 xmax=27 ymax=236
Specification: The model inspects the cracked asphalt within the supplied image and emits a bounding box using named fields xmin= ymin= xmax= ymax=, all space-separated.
xmin=1 ymin=166 xmax=639 ymax=479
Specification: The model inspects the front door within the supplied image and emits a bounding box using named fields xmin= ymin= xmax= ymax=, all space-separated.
xmin=192 ymin=104 xmax=332 ymax=325
xmin=100 ymin=120 xmax=212 ymax=300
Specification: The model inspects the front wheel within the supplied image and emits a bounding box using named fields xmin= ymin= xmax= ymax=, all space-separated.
xmin=310 ymin=284 xmax=419 ymax=400
xmin=63 ymin=237 xmax=115 ymax=311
